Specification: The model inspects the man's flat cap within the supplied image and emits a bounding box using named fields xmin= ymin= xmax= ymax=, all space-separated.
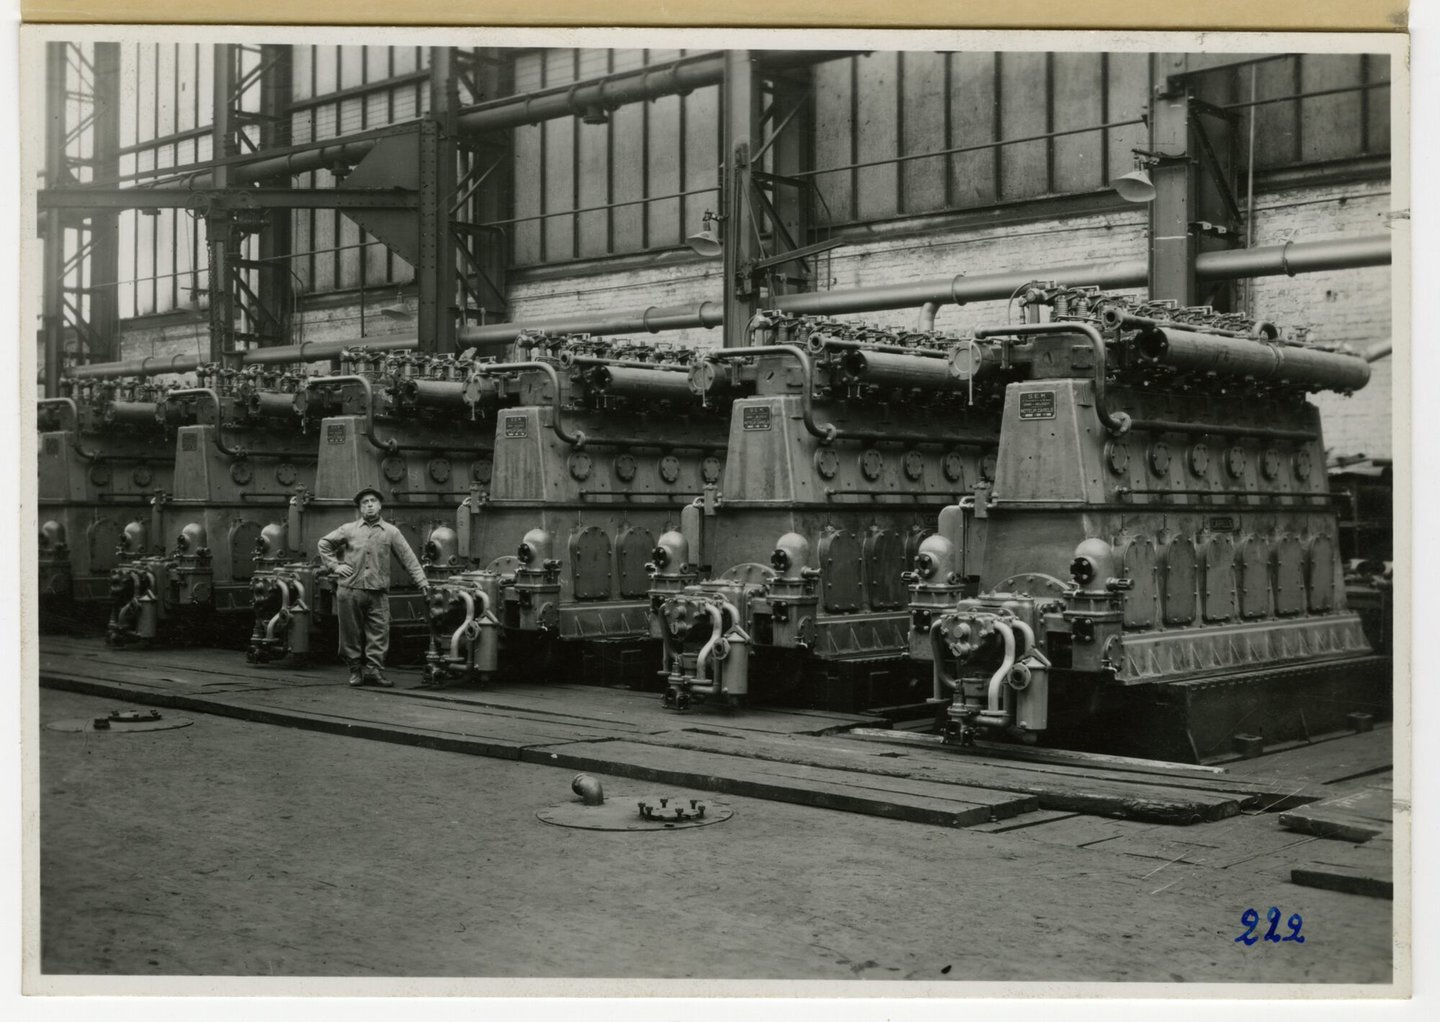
xmin=353 ymin=486 xmax=385 ymax=506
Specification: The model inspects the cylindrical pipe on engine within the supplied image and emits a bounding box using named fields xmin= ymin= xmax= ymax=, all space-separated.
xmin=930 ymin=619 xmax=960 ymax=701
xmin=104 ymin=401 xmax=163 ymax=427
xmin=693 ymin=603 xmax=727 ymax=694
xmin=986 ymin=622 xmax=1017 ymax=716
xmin=842 ymin=349 xmax=957 ymax=390
xmin=402 ymin=378 xmax=471 ymax=411
xmin=249 ymin=391 xmax=300 ymax=419
xmin=450 ymin=591 xmax=477 ymax=661
xmin=1135 ymin=325 xmax=1371 ymax=391
xmin=590 ymin=364 xmax=697 ymax=400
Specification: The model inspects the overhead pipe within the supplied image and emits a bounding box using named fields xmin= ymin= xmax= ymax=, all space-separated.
xmin=66 ymin=353 xmax=203 ymax=380
xmin=66 ymin=333 xmax=427 ymax=381
xmin=459 ymin=235 xmax=1391 ymax=347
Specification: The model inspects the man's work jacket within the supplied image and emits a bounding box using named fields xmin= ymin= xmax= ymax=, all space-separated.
xmin=317 ymin=517 xmax=429 ymax=591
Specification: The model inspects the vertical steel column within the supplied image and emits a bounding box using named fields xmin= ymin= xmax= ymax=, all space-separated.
xmin=417 ymin=47 xmax=459 ymax=354
xmin=41 ymin=42 xmax=69 ymax=395
xmin=206 ymin=44 xmax=239 ymax=362
xmin=720 ymin=50 xmax=761 ymax=349
xmin=1148 ymin=55 xmax=1196 ymax=305
xmin=255 ymin=44 xmax=294 ymax=347
xmin=767 ymin=72 xmax=813 ymax=295
xmin=87 ymin=42 xmax=122 ymax=352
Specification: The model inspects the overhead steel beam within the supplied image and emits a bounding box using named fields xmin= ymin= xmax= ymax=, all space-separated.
xmin=38 ymin=187 xmax=421 ymax=211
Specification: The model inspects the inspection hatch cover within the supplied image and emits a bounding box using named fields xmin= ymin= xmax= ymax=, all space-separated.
xmin=45 ymin=711 xmax=194 ymax=734
xmin=537 ymin=794 xmax=734 ymax=831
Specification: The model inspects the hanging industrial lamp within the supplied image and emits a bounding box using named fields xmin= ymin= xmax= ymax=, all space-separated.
xmin=1111 ymin=163 xmax=1157 ymax=204
xmin=685 ymin=211 xmax=723 ymax=258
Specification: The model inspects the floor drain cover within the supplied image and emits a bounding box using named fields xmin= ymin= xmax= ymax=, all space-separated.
xmin=537 ymin=793 xmax=734 ymax=831
xmin=45 ymin=713 xmax=194 ymax=734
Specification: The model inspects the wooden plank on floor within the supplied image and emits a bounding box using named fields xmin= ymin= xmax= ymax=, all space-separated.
xmin=521 ymin=739 xmax=1036 ymax=828
xmin=1291 ymin=864 xmax=1394 ymax=900
xmin=1223 ymin=726 xmax=1393 ymax=786
xmin=1278 ymin=786 xmax=1395 ymax=843
xmin=837 ymin=728 xmax=1314 ymax=811
xmin=1291 ymin=839 xmax=1394 ymax=899
xmin=966 ymin=810 xmax=1084 ymax=834
xmin=626 ymin=727 xmax=1243 ymax=824
xmin=396 ymin=682 xmax=885 ymax=735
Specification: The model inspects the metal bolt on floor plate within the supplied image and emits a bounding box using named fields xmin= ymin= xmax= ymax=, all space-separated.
xmin=537 ymin=791 xmax=733 ymax=831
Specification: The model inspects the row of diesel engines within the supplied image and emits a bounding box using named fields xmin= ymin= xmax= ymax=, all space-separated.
xmin=38 ymin=290 xmax=1384 ymax=759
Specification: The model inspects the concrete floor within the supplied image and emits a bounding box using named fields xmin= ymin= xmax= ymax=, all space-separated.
xmin=34 ymin=687 xmax=1394 ymax=987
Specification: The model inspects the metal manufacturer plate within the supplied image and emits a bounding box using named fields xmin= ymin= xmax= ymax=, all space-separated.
xmin=326 ymin=423 xmax=347 ymax=444
xmin=504 ymin=414 xmax=529 ymax=438
xmin=742 ymin=406 xmax=772 ymax=431
xmin=181 ymin=433 xmax=199 ymax=451
xmin=1018 ymin=390 xmax=1057 ymax=420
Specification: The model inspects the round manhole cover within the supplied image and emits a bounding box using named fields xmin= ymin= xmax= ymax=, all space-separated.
xmin=45 ymin=711 xmax=194 ymax=734
xmin=537 ymin=794 xmax=734 ymax=832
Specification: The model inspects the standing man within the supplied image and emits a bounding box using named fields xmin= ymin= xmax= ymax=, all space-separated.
xmin=318 ymin=487 xmax=431 ymax=687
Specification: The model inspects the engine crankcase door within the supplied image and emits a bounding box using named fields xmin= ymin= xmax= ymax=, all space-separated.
xmin=1114 ymin=536 xmax=1156 ymax=629
xmin=615 ymin=525 xmax=656 ymax=599
xmin=1236 ymin=535 xmax=1271 ymax=619
xmin=1273 ymin=533 xmax=1305 ymax=617
xmin=1199 ymin=533 xmax=1236 ymax=623
xmin=88 ymin=518 xmax=123 ymax=573
xmin=817 ymin=527 xmax=863 ymax=613
xmin=1160 ymin=535 xmax=1197 ymax=626
xmin=389 ymin=521 xmax=424 ymax=585
xmin=228 ymin=520 xmax=263 ymax=581
xmin=862 ymin=527 xmax=905 ymax=611
xmin=569 ymin=526 xmax=613 ymax=601
xmin=1305 ymin=534 xmax=1337 ymax=613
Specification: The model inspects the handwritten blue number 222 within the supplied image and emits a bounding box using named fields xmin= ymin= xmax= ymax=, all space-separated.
xmin=1235 ymin=907 xmax=1305 ymax=945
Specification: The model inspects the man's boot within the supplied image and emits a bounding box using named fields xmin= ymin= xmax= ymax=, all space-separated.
xmin=348 ymin=665 xmax=365 ymax=687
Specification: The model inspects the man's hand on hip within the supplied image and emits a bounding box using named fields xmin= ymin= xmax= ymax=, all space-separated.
xmin=335 ymin=564 xmax=355 ymax=579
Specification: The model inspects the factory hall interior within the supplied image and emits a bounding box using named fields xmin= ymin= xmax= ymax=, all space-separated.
xmin=26 ymin=36 xmax=1401 ymax=988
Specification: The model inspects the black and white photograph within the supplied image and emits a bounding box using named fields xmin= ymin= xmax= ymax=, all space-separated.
xmin=15 ymin=20 xmax=1410 ymax=1001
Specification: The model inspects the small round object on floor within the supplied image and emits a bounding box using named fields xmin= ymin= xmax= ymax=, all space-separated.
xmin=536 ymin=792 xmax=733 ymax=831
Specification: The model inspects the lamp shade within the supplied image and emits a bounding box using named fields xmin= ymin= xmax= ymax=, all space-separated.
xmin=685 ymin=227 xmax=723 ymax=258
xmin=1112 ymin=168 xmax=1156 ymax=204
